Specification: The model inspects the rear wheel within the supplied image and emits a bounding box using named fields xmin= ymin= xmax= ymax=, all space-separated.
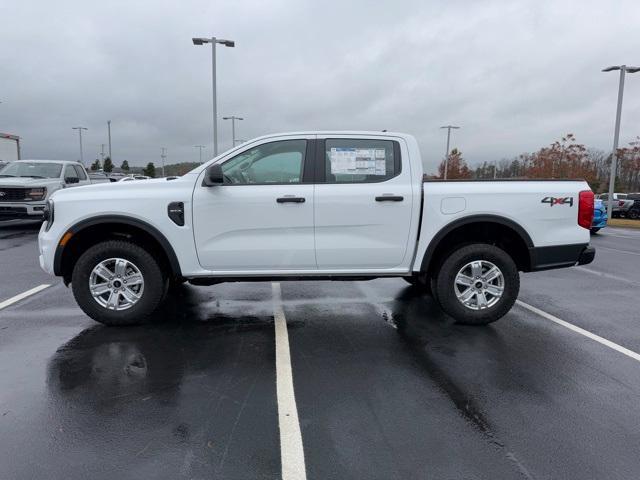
xmin=71 ymin=240 xmax=168 ymax=326
xmin=433 ymin=243 xmax=519 ymax=325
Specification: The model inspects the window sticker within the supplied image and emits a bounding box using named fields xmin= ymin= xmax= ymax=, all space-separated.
xmin=329 ymin=147 xmax=387 ymax=175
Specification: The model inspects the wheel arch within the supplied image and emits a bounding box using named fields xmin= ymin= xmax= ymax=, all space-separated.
xmin=420 ymin=215 xmax=534 ymax=278
xmin=54 ymin=215 xmax=182 ymax=284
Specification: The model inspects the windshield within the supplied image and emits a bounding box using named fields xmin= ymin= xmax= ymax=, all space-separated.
xmin=0 ymin=162 xmax=63 ymax=179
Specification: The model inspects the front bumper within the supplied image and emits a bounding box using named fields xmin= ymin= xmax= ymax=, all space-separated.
xmin=0 ymin=203 xmax=46 ymax=219
xmin=529 ymin=243 xmax=595 ymax=271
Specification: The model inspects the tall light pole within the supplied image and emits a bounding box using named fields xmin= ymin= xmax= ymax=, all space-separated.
xmin=72 ymin=127 xmax=88 ymax=165
xmin=160 ymin=147 xmax=167 ymax=177
xmin=194 ymin=145 xmax=206 ymax=164
xmin=107 ymin=120 xmax=112 ymax=161
xmin=192 ymin=36 xmax=235 ymax=156
xmin=223 ymin=115 xmax=244 ymax=146
xmin=440 ymin=125 xmax=460 ymax=180
xmin=602 ymin=65 xmax=640 ymax=219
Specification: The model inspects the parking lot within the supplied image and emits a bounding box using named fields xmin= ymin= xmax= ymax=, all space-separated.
xmin=1 ymin=220 xmax=639 ymax=480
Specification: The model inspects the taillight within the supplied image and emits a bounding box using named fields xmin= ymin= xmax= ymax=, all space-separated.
xmin=578 ymin=190 xmax=594 ymax=229
xmin=618 ymin=201 xmax=625 ymax=207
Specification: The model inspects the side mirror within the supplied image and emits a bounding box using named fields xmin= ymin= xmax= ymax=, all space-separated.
xmin=202 ymin=164 xmax=224 ymax=187
xmin=65 ymin=177 xmax=79 ymax=184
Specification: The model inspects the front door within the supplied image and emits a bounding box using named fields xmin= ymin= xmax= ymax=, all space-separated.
xmin=193 ymin=136 xmax=316 ymax=272
xmin=313 ymin=136 xmax=414 ymax=270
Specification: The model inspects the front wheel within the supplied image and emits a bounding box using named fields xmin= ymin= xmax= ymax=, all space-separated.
xmin=433 ymin=244 xmax=519 ymax=325
xmin=71 ymin=240 xmax=168 ymax=326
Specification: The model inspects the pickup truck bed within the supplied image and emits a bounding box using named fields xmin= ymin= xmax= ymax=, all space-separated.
xmin=37 ymin=131 xmax=595 ymax=327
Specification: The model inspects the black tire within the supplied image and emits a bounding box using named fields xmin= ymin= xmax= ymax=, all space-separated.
xmin=434 ymin=243 xmax=519 ymax=326
xmin=628 ymin=210 xmax=640 ymax=220
xmin=590 ymin=227 xmax=601 ymax=234
xmin=71 ymin=240 xmax=168 ymax=326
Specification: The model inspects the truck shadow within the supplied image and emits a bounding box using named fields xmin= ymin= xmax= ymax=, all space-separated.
xmin=46 ymin=285 xmax=275 ymax=423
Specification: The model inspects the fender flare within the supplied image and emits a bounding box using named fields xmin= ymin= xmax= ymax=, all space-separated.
xmin=53 ymin=215 xmax=182 ymax=277
xmin=419 ymin=214 xmax=534 ymax=273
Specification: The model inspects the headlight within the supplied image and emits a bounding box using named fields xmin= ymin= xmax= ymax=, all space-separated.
xmin=44 ymin=199 xmax=54 ymax=231
xmin=26 ymin=187 xmax=47 ymax=201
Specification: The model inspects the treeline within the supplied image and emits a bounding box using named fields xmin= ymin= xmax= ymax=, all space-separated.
xmin=437 ymin=134 xmax=640 ymax=193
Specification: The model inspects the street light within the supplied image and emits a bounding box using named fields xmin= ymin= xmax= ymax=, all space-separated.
xmin=440 ymin=125 xmax=460 ymax=180
xmin=192 ymin=36 xmax=235 ymax=156
xmin=194 ymin=145 xmax=206 ymax=164
xmin=602 ymin=65 xmax=640 ymax=219
xmin=72 ymin=127 xmax=88 ymax=165
xmin=223 ymin=115 xmax=244 ymax=146
xmin=160 ymin=147 xmax=167 ymax=177
xmin=107 ymin=120 xmax=112 ymax=161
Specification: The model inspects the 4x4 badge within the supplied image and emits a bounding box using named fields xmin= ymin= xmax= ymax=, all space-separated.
xmin=541 ymin=196 xmax=574 ymax=207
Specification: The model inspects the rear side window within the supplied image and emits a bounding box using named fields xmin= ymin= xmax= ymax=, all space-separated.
xmin=73 ymin=165 xmax=87 ymax=180
xmin=323 ymin=139 xmax=399 ymax=183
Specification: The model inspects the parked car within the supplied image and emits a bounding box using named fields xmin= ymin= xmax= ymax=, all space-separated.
xmin=87 ymin=172 xmax=112 ymax=184
xmin=597 ymin=192 xmax=634 ymax=218
xmin=624 ymin=193 xmax=640 ymax=219
xmin=0 ymin=160 xmax=92 ymax=220
xmin=118 ymin=175 xmax=150 ymax=182
xmin=591 ymin=198 xmax=607 ymax=233
xmin=38 ymin=131 xmax=595 ymax=327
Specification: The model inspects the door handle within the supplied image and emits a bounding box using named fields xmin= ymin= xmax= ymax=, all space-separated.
xmin=277 ymin=197 xmax=306 ymax=203
xmin=375 ymin=195 xmax=403 ymax=202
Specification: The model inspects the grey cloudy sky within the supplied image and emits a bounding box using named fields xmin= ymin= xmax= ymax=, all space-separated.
xmin=1 ymin=0 xmax=639 ymax=173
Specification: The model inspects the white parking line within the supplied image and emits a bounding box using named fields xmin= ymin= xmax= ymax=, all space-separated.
xmin=575 ymin=266 xmax=640 ymax=287
xmin=272 ymin=282 xmax=307 ymax=480
xmin=516 ymin=300 xmax=640 ymax=363
xmin=0 ymin=284 xmax=50 ymax=311
xmin=598 ymin=245 xmax=640 ymax=257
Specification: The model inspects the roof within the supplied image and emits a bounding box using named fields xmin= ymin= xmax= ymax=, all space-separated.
xmin=248 ymin=130 xmax=412 ymax=139
xmin=14 ymin=159 xmax=80 ymax=163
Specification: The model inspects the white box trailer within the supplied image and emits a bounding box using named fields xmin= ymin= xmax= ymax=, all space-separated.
xmin=0 ymin=133 xmax=21 ymax=163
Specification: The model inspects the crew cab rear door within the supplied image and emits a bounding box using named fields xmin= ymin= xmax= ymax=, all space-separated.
xmin=313 ymin=135 xmax=414 ymax=270
xmin=192 ymin=135 xmax=316 ymax=272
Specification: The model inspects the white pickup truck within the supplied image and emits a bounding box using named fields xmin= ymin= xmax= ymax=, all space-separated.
xmin=0 ymin=160 xmax=92 ymax=220
xmin=38 ymin=132 xmax=595 ymax=326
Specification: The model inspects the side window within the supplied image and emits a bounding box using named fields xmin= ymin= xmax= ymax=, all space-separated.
xmin=64 ymin=165 xmax=79 ymax=182
xmin=221 ymin=140 xmax=306 ymax=184
xmin=73 ymin=164 xmax=87 ymax=180
xmin=324 ymin=139 xmax=399 ymax=183
xmin=600 ymin=194 xmax=608 ymax=201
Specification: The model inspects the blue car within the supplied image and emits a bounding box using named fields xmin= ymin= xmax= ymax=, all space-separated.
xmin=591 ymin=198 xmax=607 ymax=234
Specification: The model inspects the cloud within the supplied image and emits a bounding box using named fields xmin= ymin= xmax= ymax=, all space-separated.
xmin=1 ymin=0 xmax=639 ymax=173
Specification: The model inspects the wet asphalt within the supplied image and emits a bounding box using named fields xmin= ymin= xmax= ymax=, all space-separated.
xmin=1 ymin=220 xmax=639 ymax=480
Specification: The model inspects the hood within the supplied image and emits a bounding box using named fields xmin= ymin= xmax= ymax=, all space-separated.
xmin=0 ymin=177 xmax=62 ymax=187
xmin=51 ymin=176 xmax=184 ymax=201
